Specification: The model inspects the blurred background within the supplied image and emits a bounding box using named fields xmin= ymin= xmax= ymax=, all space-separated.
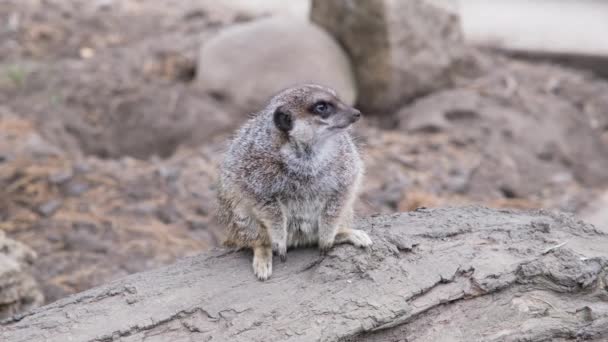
xmin=1 ymin=0 xmax=607 ymax=318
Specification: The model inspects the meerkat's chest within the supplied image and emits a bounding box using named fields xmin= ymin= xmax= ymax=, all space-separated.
xmin=281 ymin=196 xmax=326 ymax=247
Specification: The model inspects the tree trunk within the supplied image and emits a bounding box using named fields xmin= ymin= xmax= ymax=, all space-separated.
xmin=2 ymin=207 xmax=608 ymax=342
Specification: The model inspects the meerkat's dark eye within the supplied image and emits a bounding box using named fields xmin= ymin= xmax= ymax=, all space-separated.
xmin=311 ymin=101 xmax=334 ymax=118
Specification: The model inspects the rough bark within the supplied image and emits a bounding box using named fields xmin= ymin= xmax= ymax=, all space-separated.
xmin=2 ymin=207 xmax=608 ymax=342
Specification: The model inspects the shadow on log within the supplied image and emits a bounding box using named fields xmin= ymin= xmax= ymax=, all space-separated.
xmin=2 ymin=207 xmax=608 ymax=341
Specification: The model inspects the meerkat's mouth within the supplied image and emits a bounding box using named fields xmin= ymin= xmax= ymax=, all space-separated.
xmin=330 ymin=123 xmax=352 ymax=130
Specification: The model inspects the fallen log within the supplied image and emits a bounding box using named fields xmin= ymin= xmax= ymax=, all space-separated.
xmin=2 ymin=207 xmax=607 ymax=341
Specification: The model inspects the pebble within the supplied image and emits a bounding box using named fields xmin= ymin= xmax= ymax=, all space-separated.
xmin=37 ymin=199 xmax=62 ymax=217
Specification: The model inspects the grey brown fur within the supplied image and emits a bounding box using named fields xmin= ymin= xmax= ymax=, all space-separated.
xmin=217 ymin=84 xmax=372 ymax=280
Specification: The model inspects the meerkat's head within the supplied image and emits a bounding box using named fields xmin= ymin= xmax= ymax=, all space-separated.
xmin=268 ymin=84 xmax=361 ymax=146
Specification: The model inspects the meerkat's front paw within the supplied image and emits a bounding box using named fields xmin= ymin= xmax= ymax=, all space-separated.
xmin=252 ymin=246 xmax=273 ymax=281
xmin=349 ymin=229 xmax=373 ymax=248
xmin=272 ymin=241 xmax=287 ymax=262
xmin=335 ymin=229 xmax=373 ymax=248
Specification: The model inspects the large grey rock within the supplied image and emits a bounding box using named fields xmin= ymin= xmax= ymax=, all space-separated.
xmin=397 ymin=61 xmax=608 ymax=199
xmin=196 ymin=17 xmax=357 ymax=112
xmin=2 ymin=207 xmax=608 ymax=341
xmin=311 ymin=0 xmax=479 ymax=115
xmin=0 ymin=231 xmax=43 ymax=320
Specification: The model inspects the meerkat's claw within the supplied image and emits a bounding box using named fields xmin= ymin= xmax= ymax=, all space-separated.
xmin=318 ymin=239 xmax=334 ymax=256
xmin=272 ymin=242 xmax=287 ymax=262
xmin=273 ymin=248 xmax=287 ymax=262
xmin=253 ymin=247 xmax=273 ymax=281
xmin=350 ymin=229 xmax=373 ymax=247
xmin=335 ymin=229 xmax=373 ymax=248
xmin=253 ymin=257 xmax=272 ymax=280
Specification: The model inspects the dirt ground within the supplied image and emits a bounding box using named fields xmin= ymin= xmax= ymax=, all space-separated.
xmin=1 ymin=0 xmax=607 ymax=306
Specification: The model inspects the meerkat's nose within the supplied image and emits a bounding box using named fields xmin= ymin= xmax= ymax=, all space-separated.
xmin=351 ymin=109 xmax=362 ymax=122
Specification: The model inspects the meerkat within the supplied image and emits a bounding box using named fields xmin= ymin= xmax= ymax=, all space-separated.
xmin=217 ymin=84 xmax=372 ymax=280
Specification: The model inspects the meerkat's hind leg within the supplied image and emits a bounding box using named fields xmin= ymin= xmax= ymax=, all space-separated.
xmin=259 ymin=205 xmax=287 ymax=262
xmin=318 ymin=235 xmax=336 ymax=256
xmin=270 ymin=229 xmax=287 ymax=262
xmin=317 ymin=218 xmax=337 ymax=255
xmin=334 ymin=228 xmax=373 ymax=248
xmin=252 ymin=245 xmax=273 ymax=281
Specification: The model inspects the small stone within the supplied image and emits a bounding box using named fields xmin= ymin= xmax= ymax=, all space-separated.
xmin=124 ymin=285 xmax=137 ymax=294
xmin=94 ymin=0 xmax=114 ymax=10
xmin=156 ymin=205 xmax=180 ymax=224
xmin=7 ymin=13 xmax=20 ymax=32
xmin=73 ymin=161 xmax=91 ymax=174
xmin=79 ymin=47 xmax=95 ymax=59
xmin=195 ymin=204 xmax=209 ymax=216
xmin=63 ymin=180 xmax=90 ymax=196
xmin=36 ymin=199 xmax=62 ymax=217
xmin=157 ymin=166 xmax=179 ymax=182
xmin=444 ymin=170 xmax=471 ymax=194
xmin=531 ymin=221 xmax=551 ymax=233
xmin=188 ymin=221 xmax=208 ymax=230
xmin=49 ymin=169 xmax=73 ymax=184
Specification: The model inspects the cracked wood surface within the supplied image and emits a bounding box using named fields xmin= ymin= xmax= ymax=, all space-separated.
xmin=2 ymin=207 xmax=608 ymax=342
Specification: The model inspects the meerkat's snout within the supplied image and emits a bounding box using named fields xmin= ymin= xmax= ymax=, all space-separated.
xmin=330 ymin=107 xmax=362 ymax=130
xmin=349 ymin=108 xmax=362 ymax=123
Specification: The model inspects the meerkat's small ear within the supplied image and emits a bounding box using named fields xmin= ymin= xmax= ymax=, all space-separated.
xmin=273 ymin=107 xmax=293 ymax=132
